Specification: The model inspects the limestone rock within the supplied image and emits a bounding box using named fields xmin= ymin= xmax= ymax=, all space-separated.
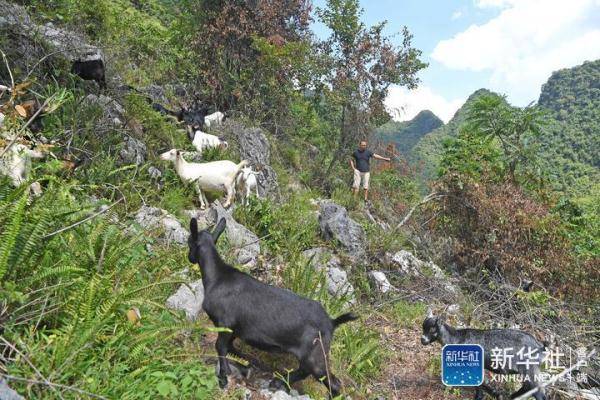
xmin=166 ymin=280 xmax=205 ymax=321
xmin=134 ymin=206 xmax=187 ymax=245
xmin=318 ymin=201 xmax=366 ymax=261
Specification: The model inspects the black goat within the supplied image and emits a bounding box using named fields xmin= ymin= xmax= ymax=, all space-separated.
xmin=71 ymin=59 xmax=106 ymax=88
xmin=421 ymin=310 xmax=547 ymax=400
xmin=187 ymin=218 xmax=358 ymax=397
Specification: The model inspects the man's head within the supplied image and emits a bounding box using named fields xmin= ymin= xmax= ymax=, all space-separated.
xmin=358 ymin=140 xmax=367 ymax=151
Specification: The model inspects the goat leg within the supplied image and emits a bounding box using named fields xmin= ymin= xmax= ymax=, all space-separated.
xmin=223 ymin=182 xmax=234 ymax=208
xmin=195 ymin=182 xmax=206 ymax=210
xmin=216 ymin=332 xmax=232 ymax=388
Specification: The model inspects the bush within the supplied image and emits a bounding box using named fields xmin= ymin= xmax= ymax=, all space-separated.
xmin=427 ymin=176 xmax=598 ymax=298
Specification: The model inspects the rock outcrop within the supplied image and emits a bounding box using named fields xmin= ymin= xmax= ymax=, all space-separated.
xmin=302 ymin=247 xmax=355 ymax=303
xmin=212 ymin=202 xmax=260 ymax=267
xmin=387 ymin=250 xmax=460 ymax=295
xmin=220 ymin=120 xmax=278 ymax=196
xmin=368 ymin=271 xmax=394 ymax=293
xmin=83 ymin=94 xmax=125 ymax=127
xmin=134 ymin=206 xmax=187 ymax=246
xmin=0 ymin=1 xmax=104 ymax=75
xmin=119 ymin=136 xmax=147 ymax=165
xmin=0 ymin=379 xmax=23 ymax=400
xmin=318 ymin=201 xmax=366 ymax=262
xmin=166 ymin=279 xmax=205 ymax=321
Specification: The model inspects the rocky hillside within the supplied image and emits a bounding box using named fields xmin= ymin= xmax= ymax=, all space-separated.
xmin=0 ymin=1 xmax=598 ymax=400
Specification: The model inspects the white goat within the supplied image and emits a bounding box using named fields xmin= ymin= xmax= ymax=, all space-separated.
xmin=0 ymin=142 xmax=45 ymax=195
xmin=204 ymin=111 xmax=224 ymax=129
xmin=160 ymin=149 xmax=247 ymax=209
xmin=236 ymin=166 xmax=259 ymax=205
xmin=191 ymin=129 xmax=228 ymax=153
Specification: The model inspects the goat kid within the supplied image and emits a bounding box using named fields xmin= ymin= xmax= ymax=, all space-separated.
xmin=160 ymin=149 xmax=246 ymax=209
xmin=421 ymin=309 xmax=547 ymax=400
xmin=188 ymin=218 xmax=357 ymax=397
xmin=204 ymin=111 xmax=225 ymax=129
xmin=235 ymin=166 xmax=259 ymax=205
xmin=191 ymin=129 xmax=228 ymax=153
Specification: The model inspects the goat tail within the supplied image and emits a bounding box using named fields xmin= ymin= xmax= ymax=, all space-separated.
xmin=233 ymin=159 xmax=249 ymax=175
xmin=331 ymin=312 xmax=358 ymax=329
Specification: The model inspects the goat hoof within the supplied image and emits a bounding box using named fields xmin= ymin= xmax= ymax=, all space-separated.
xmin=268 ymin=378 xmax=288 ymax=392
xmin=218 ymin=375 xmax=228 ymax=389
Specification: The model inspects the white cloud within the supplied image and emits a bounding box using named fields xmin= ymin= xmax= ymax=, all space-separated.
xmin=385 ymin=85 xmax=464 ymax=123
xmin=474 ymin=0 xmax=514 ymax=8
xmin=432 ymin=0 xmax=600 ymax=105
xmin=451 ymin=10 xmax=463 ymax=20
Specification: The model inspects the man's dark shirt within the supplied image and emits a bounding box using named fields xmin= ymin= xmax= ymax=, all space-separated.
xmin=352 ymin=149 xmax=374 ymax=172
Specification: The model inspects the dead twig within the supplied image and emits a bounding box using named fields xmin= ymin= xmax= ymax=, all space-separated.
xmin=0 ymin=373 xmax=107 ymax=400
xmin=43 ymin=198 xmax=123 ymax=239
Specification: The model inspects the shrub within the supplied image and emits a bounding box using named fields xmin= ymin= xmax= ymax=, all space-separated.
xmin=427 ymin=176 xmax=598 ymax=298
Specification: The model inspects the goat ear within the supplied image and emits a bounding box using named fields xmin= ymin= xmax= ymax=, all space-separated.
xmin=211 ymin=218 xmax=226 ymax=242
xmin=190 ymin=218 xmax=198 ymax=240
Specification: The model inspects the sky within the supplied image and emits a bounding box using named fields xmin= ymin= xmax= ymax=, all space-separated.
xmin=311 ymin=0 xmax=600 ymax=122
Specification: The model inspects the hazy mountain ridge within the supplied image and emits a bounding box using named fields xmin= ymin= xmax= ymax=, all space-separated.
xmin=374 ymin=110 xmax=443 ymax=156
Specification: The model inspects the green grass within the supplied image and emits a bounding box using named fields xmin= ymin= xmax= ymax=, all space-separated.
xmin=389 ymin=300 xmax=428 ymax=329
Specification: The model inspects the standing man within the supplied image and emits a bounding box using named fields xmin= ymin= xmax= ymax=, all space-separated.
xmin=350 ymin=140 xmax=390 ymax=201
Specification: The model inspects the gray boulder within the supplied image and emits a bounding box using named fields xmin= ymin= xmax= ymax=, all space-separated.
xmin=302 ymin=247 xmax=355 ymax=303
xmin=148 ymin=166 xmax=162 ymax=180
xmin=183 ymin=208 xmax=216 ymax=230
xmin=83 ymin=94 xmax=125 ymax=128
xmin=368 ymin=271 xmax=393 ymax=293
xmin=134 ymin=206 xmax=187 ymax=245
xmin=318 ymin=201 xmax=366 ymax=261
xmin=166 ymin=279 xmax=205 ymax=321
xmin=0 ymin=1 xmax=103 ymax=67
xmin=259 ymin=389 xmax=312 ymax=400
xmin=119 ymin=136 xmax=147 ymax=165
xmin=220 ymin=120 xmax=278 ymax=196
xmin=388 ymin=250 xmax=460 ymax=295
xmin=0 ymin=379 xmax=23 ymax=400
xmin=212 ymin=202 xmax=260 ymax=267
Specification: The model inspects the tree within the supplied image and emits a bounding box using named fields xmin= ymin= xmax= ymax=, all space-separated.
xmin=180 ymin=0 xmax=314 ymax=118
xmin=440 ymin=94 xmax=547 ymax=188
xmin=316 ymin=0 xmax=426 ymax=177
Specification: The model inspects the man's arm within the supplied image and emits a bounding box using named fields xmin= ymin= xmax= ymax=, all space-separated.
xmin=350 ymin=158 xmax=356 ymax=170
xmin=373 ymin=153 xmax=391 ymax=162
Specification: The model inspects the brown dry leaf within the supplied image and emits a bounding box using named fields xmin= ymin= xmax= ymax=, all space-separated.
xmin=13 ymin=81 xmax=32 ymax=95
xmin=15 ymin=104 xmax=27 ymax=117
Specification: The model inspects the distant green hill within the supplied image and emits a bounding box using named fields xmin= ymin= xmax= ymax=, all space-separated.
xmin=410 ymin=88 xmax=498 ymax=179
xmin=408 ymin=61 xmax=599 ymax=188
xmin=374 ymin=110 xmax=443 ymax=156
xmin=537 ymin=60 xmax=600 ymax=191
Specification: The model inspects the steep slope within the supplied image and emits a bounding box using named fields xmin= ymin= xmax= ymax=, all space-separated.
xmin=375 ymin=110 xmax=443 ymax=156
xmin=410 ymin=89 xmax=498 ymax=179
xmin=537 ymin=60 xmax=600 ymax=190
